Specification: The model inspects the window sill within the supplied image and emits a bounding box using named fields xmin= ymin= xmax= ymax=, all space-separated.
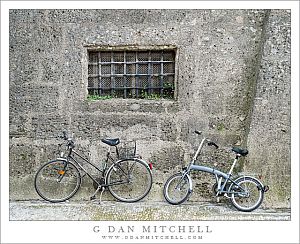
xmin=84 ymin=98 xmax=178 ymax=114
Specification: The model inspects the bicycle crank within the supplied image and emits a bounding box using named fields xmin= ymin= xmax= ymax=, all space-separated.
xmin=93 ymin=177 xmax=105 ymax=190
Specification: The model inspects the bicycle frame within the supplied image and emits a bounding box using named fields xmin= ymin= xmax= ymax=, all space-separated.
xmin=35 ymin=132 xmax=154 ymax=203
xmin=163 ymin=131 xmax=267 ymax=210
xmin=183 ymin=136 xmax=251 ymax=197
xmin=57 ymin=148 xmax=129 ymax=189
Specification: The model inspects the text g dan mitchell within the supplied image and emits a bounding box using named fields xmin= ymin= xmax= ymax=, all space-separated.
xmin=93 ymin=225 xmax=212 ymax=234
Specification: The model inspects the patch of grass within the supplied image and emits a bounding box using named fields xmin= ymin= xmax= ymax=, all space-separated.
xmin=87 ymin=89 xmax=174 ymax=100
xmin=140 ymin=89 xmax=174 ymax=100
xmin=87 ymin=95 xmax=113 ymax=101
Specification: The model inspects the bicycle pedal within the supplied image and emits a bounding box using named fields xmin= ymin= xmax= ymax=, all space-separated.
xmin=90 ymin=196 xmax=96 ymax=201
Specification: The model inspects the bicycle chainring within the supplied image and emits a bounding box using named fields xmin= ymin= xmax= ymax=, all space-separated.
xmin=93 ymin=177 xmax=105 ymax=190
xmin=212 ymin=182 xmax=230 ymax=196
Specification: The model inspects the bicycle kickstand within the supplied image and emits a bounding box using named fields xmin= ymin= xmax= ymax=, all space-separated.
xmin=90 ymin=186 xmax=102 ymax=202
xmin=99 ymin=187 xmax=105 ymax=204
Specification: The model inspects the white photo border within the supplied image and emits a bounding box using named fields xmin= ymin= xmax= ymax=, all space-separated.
xmin=1 ymin=1 xmax=299 ymax=243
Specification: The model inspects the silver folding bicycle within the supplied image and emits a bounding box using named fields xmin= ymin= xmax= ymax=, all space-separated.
xmin=163 ymin=130 xmax=269 ymax=212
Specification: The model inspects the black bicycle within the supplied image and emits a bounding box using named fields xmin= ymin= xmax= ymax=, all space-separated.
xmin=34 ymin=131 xmax=153 ymax=203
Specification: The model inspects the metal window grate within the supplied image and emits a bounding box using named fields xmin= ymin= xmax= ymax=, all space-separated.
xmin=88 ymin=50 xmax=175 ymax=99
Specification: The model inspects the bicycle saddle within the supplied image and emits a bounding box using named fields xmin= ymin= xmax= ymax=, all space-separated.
xmin=232 ymin=147 xmax=248 ymax=156
xmin=101 ymin=138 xmax=120 ymax=146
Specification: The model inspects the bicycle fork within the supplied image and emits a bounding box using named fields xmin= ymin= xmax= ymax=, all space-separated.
xmin=177 ymin=170 xmax=193 ymax=195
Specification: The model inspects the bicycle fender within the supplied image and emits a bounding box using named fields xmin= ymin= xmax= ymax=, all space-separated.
xmin=112 ymin=158 xmax=152 ymax=170
xmin=56 ymin=158 xmax=68 ymax=162
xmin=105 ymin=158 xmax=153 ymax=183
xmin=234 ymin=175 xmax=265 ymax=191
xmin=134 ymin=158 xmax=153 ymax=171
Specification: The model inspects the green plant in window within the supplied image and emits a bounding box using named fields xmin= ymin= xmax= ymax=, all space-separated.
xmin=163 ymin=82 xmax=174 ymax=89
xmin=162 ymin=82 xmax=175 ymax=99
xmin=87 ymin=95 xmax=113 ymax=101
xmin=139 ymin=89 xmax=162 ymax=100
xmin=140 ymin=89 xmax=147 ymax=99
xmin=145 ymin=93 xmax=161 ymax=100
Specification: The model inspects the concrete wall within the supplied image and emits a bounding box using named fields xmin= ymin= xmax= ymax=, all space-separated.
xmin=9 ymin=9 xmax=290 ymax=207
xmin=246 ymin=10 xmax=291 ymax=207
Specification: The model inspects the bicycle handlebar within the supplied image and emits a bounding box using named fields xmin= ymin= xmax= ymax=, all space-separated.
xmin=61 ymin=131 xmax=75 ymax=149
xmin=195 ymin=130 xmax=219 ymax=149
xmin=207 ymin=141 xmax=219 ymax=149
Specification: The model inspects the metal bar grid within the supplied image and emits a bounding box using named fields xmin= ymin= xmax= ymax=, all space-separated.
xmin=88 ymin=50 xmax=175 ymax=99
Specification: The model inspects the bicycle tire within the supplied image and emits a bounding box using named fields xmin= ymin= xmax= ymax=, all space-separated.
xmin=163 ymin=172 xmax=192 ymax=205
xmin=228 ymin=176 xmax=264 ymax=212
xmin=106 ymin=158 xmax=153 ymax=203
xmin=34 ymin=159 xmax=81 ymax=203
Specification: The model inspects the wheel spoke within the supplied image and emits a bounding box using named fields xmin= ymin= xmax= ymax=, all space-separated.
xmin=230 ymin=177 xmax=264 ymax=212
xmin=107 ymin=159 xmax=152 ymax=202
xmin=163 ymin=173 xmax=191 ymax=205
xmin=34 ymin=160 xmax=81 ymax=202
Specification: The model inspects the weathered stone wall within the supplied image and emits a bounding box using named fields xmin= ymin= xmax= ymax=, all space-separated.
xmin=246 ymin=10 xmax=291 ymax=208
xmin=9 ymin=9 xmax=290 ymax=207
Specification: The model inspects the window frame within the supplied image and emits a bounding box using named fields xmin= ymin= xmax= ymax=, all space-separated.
xmin=85 ymin=45 xmax=178 ymax=100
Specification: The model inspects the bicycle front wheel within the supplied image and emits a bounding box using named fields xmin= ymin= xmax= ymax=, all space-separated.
xmin=106 ymin=158 xmax=153 ymax=202
xmin=34 ymin=160 xmax=81 ymax=202
xmin=229 ymin=176 xmax=264 ymax=212
xmin=163 ymin=172 xmax=192 ymax=205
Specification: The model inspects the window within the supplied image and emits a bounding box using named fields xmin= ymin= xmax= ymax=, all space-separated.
xmin=88 ymin=49 xmax=176 ymax=99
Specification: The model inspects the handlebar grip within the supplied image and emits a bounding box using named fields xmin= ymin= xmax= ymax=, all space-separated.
xmin=208 ymin=141 xmax=219 ymax=149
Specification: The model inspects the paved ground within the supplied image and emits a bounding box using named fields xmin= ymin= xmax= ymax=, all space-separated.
xmin=9 ymin=200 xmax=290 ymax=221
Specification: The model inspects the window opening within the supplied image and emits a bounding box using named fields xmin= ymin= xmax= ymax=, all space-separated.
xmin=88 ymin=50 xmax=175 ymax=99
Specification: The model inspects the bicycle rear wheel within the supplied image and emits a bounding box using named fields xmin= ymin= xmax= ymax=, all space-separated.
xmin=106 ymin=158 xmax=152 ymax=202
xmin=229 ymin=176 xmax=264 ymax=212
xmin=163 ymin=172 xmax=192 ymax=205
xmin=34 ymin=160 xmax=81 ymax=202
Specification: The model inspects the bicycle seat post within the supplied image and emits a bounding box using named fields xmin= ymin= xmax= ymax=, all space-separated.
xmin=228 ymin=155 xmax=239 ymax=176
